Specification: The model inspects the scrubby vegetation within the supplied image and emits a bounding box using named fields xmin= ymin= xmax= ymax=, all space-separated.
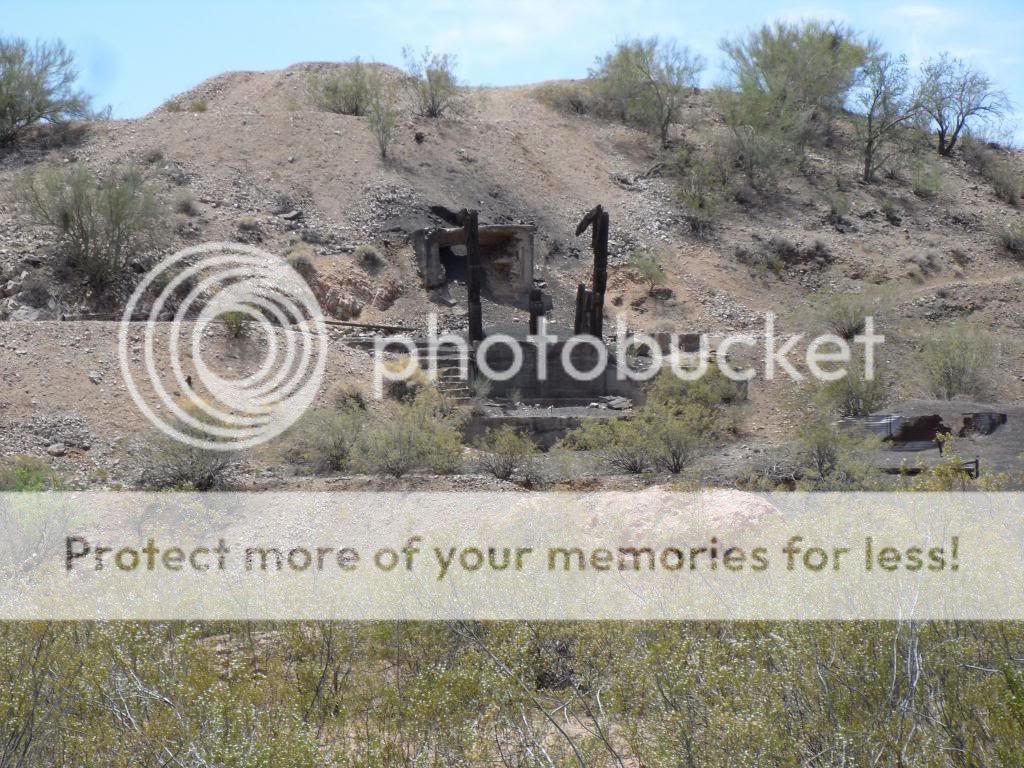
xmin=403 ymin=47 xmax=464 ymax=119
xmin=17 ymin=163 xmax=162 ymax=296
xmin=920 ymin=321 xmax=996 ymax=400
xmin=4 ymin=620 xmax=1024 ymax=766
xmin=475 ymin=426 xmax=538 ymax=480
xmin=0 ymin=455 xmax=61 ymax=491
xmin=309 ymin=59 xmax=372 ymax=116
xmin=353 ymin=390 xmax=463 ymax=477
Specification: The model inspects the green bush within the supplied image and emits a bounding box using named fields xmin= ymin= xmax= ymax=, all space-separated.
xmin=630 ymin=251 xmax=666 ymax=294
xmin=911 ymin=159 xmax=943 ymax=199
xmin=174 ymin=190 xmax=198 ymax=216
xmin=0 ymin=36 xmax=88 ymax=144
xmin=920 ymin=321 xmax=995 ymax=400
xmin=354 ymin=391 xmax=463 ymax=477
xmin=188 ymin=98 xmax=207 ymax=113
xmin=565 ymin=387 xmax=718 ymax=475
xmin=139 ymin=403 xmax=238 ymax=490
xmin=282 ymin=404 xmax=367 ymax=474
xmin=309 ymin=59 xmax=371 ymax=116
xmin=819 ymin=293 xmax=872 ymax=340
xmin=819 ymin=364 xmax=889 ymax=417
xmin=719 ymin=20 xmax=869 ymax=148
xmin=590 ymin=37 xmax=704 ymax=146
xmin=17 ymin=163 xmax=162 ymax=295
xmin=366 ymin=73 xmax=399 ymax=159
xmin=475 ymin=426 xmax=538 ymax=480
xmin=962 ymin=137 xmax=1020 ymax=205
xmin=997 ymin=224 xmax=1024 ymax=259
xmin=532 ymin=81 xmax=594 ymax=115
xmin=0 ymin=456 xmax=61 ymax=491
xmin=139 ymin=440 xmax=236 ymax=491
xmin=403 ymin=47 xmax=463 ymax=118
xmin=219 ymin=310 xmax=251 ymax=338
xmin=796 ymin=415 xmax=881 ymax=490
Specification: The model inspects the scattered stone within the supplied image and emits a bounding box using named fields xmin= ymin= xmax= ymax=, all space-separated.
xmin=88 ymin=370 xmax=103 ymax=385
xmin=280 ymin=210 xmax=302 ymax=221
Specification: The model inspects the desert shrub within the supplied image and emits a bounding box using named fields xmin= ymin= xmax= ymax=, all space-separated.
xmin=355 ymin=243 xmax=384 ymax=272
xmin=470 ymin=373 xmax=492 ymax=401
xmin=961 ymin=137 xmax=1020 ymax=205
xmin=911 ymin=159 xmax=943 ymax=199
xmin=796 ymin=415 xmax=881 ymax=490
xmin=920 ymin=321 xmax=995 ymax=399
xmin=630 ymin=251 xmax=666 ymax=293
xmin=237 ymin=216 xmax=259 ymax=232
xmin=723 ymin=125 xmax=786 ymax=193
xmin=164 ymin=100 xmax=183 ymax=113
xmin=998 ymin=224 xmax=1024 ymax=259
xmin=566 ymin=400 xmax=713 ymax=475
xmin=735 ymin=237 xmax=832 ymax=274
xmin=826 ymin=190 xmax=850 ymax=225
xmin=288 ymin=251 xmax=317 ymax=284
xmin=0 ymin=455 xmax=61 ymax=491
xmin=219 ymin=310 xmax=250 ymax=338
xmin=381 ymin=356 xmax=429 ymax=402
xmin=819 ymin=293 xmax=872 ymax=339
xmin=174 ymin=190 xmax=198 ymax=216
xmin=309 ymin=59 xmax=371 ymax=116
xmin=139 ymin=411 xmax=238 ymax=491
xmin=679 ymin=178 xmax=722 ymax=239
xmin=532 ymin=81 xmax=594 ymax=115
xmin=19 ymin=269 xmax=50 ymax=307
xmin=0 ymin=36 xmax=89 ymax=145
xmin=819 ymin=363 xmax=889 ymax=417
xmin=189 ymin=98 xmax=207 ymax=113
xmin=354 ymin=392 xmax=463 ymax=476
xmin=281 ymin=404 xmax=367 ymax=474
xmin=475 ymin=426 xmax=538 ymax=480
xmin=647 ymin=364 xmax=744 ymax=410
xmin=403 ymin=47 xmax=464 ymax=119
xmin=879 ymin=197 xmax=901 ymax=224
xmin=590 ymin=37 xmax=704 ymax=146
xmin=141 ymin=147 xmax=164 ymax=164
xmin=17 ymin=163 xmax=162 ymax=294
xmin=329 ymin=380 xmax=368 ymax=411
xmin=366 ymin=74 xmax=399 ymax=159
xmin=565 ymin=415 xmax=654 ymax=474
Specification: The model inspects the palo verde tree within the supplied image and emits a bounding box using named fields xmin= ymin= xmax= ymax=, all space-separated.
xmin=916 ymin=52 xmax=1009 ymax=156
xmin=0 ymin=36 xmax=89 ymax=145
xmin=591 ymin=37 xmax=704 ymax=147
xmin=856 ymin=49 xmax=920 ymax=181
xmin=720 ymin=20 xmax=869 ymax=147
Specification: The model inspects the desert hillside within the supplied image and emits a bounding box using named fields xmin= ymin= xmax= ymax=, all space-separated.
xmin=2 ymin=61 xmax=1023 ymax=485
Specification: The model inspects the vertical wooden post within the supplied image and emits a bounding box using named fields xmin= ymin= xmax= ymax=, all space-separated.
xmin=464 ymin=209 xmax=484 ymax=342
xmin=590 ymin=210 xmax=609 ymax=338
xmin=573 ymin=283 xmax=590 ymax=335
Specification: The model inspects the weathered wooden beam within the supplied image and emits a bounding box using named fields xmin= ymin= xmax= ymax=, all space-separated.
xmin=462 ymin=208 xmax=484 ymax=342
xmin=590 ymin=210 xmax=609 ymax=338
xmin=575 ymin=204 xmax=603 ymax=237
xmin=573 ymin=283 xmax=590 ymax=335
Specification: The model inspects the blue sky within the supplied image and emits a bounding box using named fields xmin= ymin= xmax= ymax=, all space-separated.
xmin=4 ymin=0 xmax=1022 ymax=139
